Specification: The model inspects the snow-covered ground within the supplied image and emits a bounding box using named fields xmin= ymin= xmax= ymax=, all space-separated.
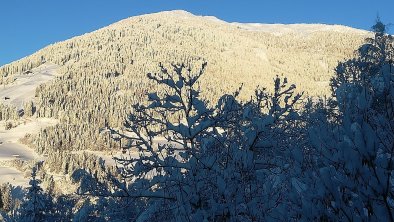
xmin=0 ymin=118 xmax=58 ymax=144
xmin=0 ymin=63 xmax=59 ymax=110
xmin=0 ymin=118 xmax=58 ymax=161
xmin=0 ymin=62 xmax=60 ymax=186
xmin=154 ymin=10 xmax=369 ymax=37
xmin=73 ymin=136 xmax=184 ymax=168
xmin=0 ymin=118 xmax=58 ymax=186
xmin=0 ymin=166 xmax=28 ymax=187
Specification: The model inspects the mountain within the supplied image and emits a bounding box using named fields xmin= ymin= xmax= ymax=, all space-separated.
xmin=1 ymin=10 xmax=369 ymax=97
xmin=0 ymin=10 xmax=370 ymax=187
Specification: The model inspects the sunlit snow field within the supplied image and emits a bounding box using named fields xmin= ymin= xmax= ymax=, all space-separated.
xmin=0 ymin=64 xmax=59 ymax=186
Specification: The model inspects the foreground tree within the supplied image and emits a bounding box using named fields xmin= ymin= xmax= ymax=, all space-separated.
xmin=303 ymin=20 xmax=394 ymax=221
xmin=105 ymin=62 xmax=303 ymax=221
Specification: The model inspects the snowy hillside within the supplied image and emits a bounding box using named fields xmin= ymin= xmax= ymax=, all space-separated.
xmin=0 ymin=10 xmax=381 ymax=220
xmin=0 ymin=9 xmax=392 ymax=221
xmin=0 ymin=63 xmax=59 ymax=110
xmin=0 ymin=8 xmax=370 ymax=191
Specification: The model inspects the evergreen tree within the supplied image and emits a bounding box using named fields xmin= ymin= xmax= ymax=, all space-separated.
xmin=17 ymin=166 xmax=47 ymax=222
xmin=0 ymin=183 xmax=12 ymax=213
xmin=303 ymin=20 xmax=394 ymax=221
xmin=0 ymin=189 xmax=3 ymax=210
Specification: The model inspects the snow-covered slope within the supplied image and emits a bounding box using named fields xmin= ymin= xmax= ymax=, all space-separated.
xmin=0 ymin=117 xmax=58 ymax=186
xmin=0 ymin=63 xmax=59 ymax=110
xmin=0 ymin=166 xmax=28 ymax=187
xmin=0 ymin=10 xmax=372 ymax=190
xmin=0 ymin=10 xmax=370 ymax=97
xmin=0 ymin=63 xmax=59 ymax=187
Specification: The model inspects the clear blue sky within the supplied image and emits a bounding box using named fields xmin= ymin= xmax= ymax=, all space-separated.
xmin=1 ymin=0 xmax=393 ymax=66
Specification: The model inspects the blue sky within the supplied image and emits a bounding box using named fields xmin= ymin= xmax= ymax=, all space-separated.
xmin=0 ymin=0 xmax=393 ymax=66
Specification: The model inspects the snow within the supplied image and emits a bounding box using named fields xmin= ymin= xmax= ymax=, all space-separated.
xmin=254 ymin=48 xmax=269 ymax=63
xmin=0 ymin=166 xmax=28 ymax=186
xmin=142 ymin=10 xmax=368 ymax=36
xmin=0 ymin=117 xmax=58 ymax=187
xmin=0 ymin=95 xmax=58 ymax=161
xmin=165 ymin=10 xmax=368 ymax=36
xmin=0 ymin=118 xmax=58 ymax=144
xmin=0 ymin=63 xmax=59 ymax=110
xmin=0 ymin=143 xmax=38 ymax=161
xmin=73 ymin=136 xmax=183 ymax=168
xmin=71 ymin=150 xmax=120 ymax=166
xmin=110 ymin=10 xmax=369 ymax=38
xmin=231 ymin=23 xmax=369 ymax=36
xmin=0 ymin=63 xmax=59 ymax=187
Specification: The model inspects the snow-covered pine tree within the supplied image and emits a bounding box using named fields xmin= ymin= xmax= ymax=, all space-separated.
xmin=72 ymin=199 xmax=94 ymax=222
xmin=303 ymin=19 xmax=394 ymax=221
xmin=0 ymin=189 xmax=3 ymax=211
xmin=0 ymin=183 xmax=12 ymax=214
xmin=16 ymin=166 xmax=48 ymax=222
xmin=48 ymin=195 xmax=76 ymax=221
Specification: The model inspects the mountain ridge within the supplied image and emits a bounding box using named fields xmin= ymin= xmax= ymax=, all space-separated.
xmin=109 ymin=10 xmax=369 ymax=36
xmin=1 ymin=10 xmax=368 ymax=68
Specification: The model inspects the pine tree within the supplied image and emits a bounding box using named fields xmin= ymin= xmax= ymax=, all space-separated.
xmin=0 ymin=183 xmax=12 ymax=213
xmin=304 ymin=19 xmax=394 ymax=221
xmin=0 ymin=190 xmax=3 ymax=210
xmin=17 ymin=167 xmax=47 ymax=222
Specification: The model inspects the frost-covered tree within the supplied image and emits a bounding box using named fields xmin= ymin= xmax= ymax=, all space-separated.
xmin=23 ymin=101 xmax=35 ymax=117
xmin=0 ymin=183 xmax=13 ymax=214
xmin=45 ymin=195 xmax=76 ymax=222
xmin=303 ymin=20 xmax=394 ymax=221
xmin=0 ymin=190 xmax=3 ymax=211
xmin=16 ymin=166 xmax=48 ymax=222
xmin=106 ymin=62 xmax=302 ymax=221
xmin=72 ymin=199 xmax=96 ymax=222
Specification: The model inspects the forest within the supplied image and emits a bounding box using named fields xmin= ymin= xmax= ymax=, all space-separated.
xmin=0 ymin=16 xmax=393 ymax=221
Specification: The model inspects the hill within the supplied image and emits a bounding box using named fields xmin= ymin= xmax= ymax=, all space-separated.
xmin=0 ymin=10 xmax=371 ymax=188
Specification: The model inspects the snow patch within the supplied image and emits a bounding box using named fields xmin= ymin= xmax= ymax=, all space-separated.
xmin=0 ymin=117 xmax=58 ymax=144
xmin=0 ymin=117 xmax=58 ymax=161
xmin=0 ymin=63 xmax=59 ymax=110
xmin=0 ymin=166 xmax=29 ymax=187
xmin=0 ymin=117 xmax=58 ymax=186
